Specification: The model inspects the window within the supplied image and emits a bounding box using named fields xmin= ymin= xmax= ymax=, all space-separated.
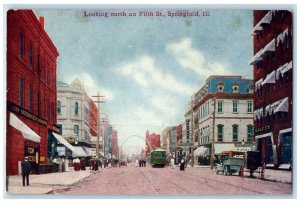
xmin=37 ymin=93 xmax=41 ymax=116
xmin=232 ymin=85 xmax=239 ymax=93
xmin=75 ymin=101 xmax=79 ymax=115
xmin=37 ymin=54 xmax=40 ymax=75
xmin=57 ymin=124 xmax=63 ymax=135
xmin=217 ymin=101 xmax=223 ymax=113
xmin=217 ymin=125 xmax=223 ymax=142
xmin=74 ymin=125 xmax=79 ymax=136
xmin=247 ymin=102 xmax=253 ymax=113
xmin=247 ymin=125 xmax=253 ymax=142
xmin=19 ymin=78 xmax=24 ymax=107
xmin=57 ymin=100 xmax=61 ymax=114
xmin=29 ymin=43 xmax=33 ymax=67
xmin=29 ymin=84 xmax=33 ymax=112
xmin=233 ymin=101 xmax=238 ymax=113
xmin=20 ymin=33 xmax=24 ymax=58
xmin=232 ymin=125 xmax=238 ymax=142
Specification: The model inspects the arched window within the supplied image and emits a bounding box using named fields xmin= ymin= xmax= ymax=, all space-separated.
xmin=57 ymin=100 xmax=61 ymax=114
xmin=75 ymin=101 xmax=79 ymax=115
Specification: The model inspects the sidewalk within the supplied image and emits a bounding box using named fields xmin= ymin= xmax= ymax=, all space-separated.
xmin=5 ymin=169 xmax=98 ymax=195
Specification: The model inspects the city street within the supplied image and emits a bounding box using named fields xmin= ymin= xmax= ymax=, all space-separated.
xmin=53 ymin=164 xmax=292 ymax=195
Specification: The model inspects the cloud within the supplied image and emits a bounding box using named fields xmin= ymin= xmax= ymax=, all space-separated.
xmin=65 ymin=73 xmax=114 ymax=101
xmin=166 ymin=38 xmax=232 ymax=78
xmin=116 ymin=56 xmax=194 ymax=95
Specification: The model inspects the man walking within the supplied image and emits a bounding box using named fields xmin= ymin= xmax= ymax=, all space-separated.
xmin=21 ymin=157 xmax=31 ymax=186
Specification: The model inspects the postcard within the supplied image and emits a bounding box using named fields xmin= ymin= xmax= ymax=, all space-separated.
xmin=4 ymin=6 xmax=294 ymax=197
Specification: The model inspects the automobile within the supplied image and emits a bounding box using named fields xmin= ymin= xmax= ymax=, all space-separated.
xmin=214 ymin=151 xmax=245 ymax=176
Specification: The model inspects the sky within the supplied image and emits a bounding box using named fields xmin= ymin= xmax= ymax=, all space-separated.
xmin=35 ymin=9 xmax=253 ymax=152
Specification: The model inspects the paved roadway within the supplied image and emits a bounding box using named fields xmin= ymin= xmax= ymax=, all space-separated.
xmin=54 ymin=163 xmax=292 ymax=195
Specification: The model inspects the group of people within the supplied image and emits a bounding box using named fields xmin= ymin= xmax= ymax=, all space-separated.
xmin=170 ymin=157 xmax=186 ymax=171
xmin=135 ymin=159 xmax=147 ymax=167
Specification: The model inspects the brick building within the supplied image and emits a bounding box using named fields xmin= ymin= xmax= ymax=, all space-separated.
xmin=249 ymin=10 xmax=293 ymax=168
xmin=6 ymin=10 xmax=59 ymax=175
xmin=145 ymin=130 xmax=161 ymax=157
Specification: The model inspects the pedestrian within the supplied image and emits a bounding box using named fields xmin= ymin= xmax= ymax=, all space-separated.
xmin=180 ymin=158 xmax=185 ymax=171
xmin=139 ymin=160 xmax=141 ymax=167
xmin=135 ymin=159 xmax=139 ymax=167
xmin=21 ymin=157 xmax=31 ymax=186
xmin=170 ymin=157 xmax=175 ymax=169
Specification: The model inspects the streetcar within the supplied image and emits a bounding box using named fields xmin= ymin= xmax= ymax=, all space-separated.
xmin=149 ymin=148 xmax=167 ymax=167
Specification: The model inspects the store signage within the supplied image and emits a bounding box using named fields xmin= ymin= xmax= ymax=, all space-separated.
xmin=254 ymin=124 xmax=272 ymax=134
xmin=7 ymin=101 xmax=47 ymax=126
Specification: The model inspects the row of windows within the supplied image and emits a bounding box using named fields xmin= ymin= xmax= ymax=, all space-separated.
xmin=256 ymin=11 xmax=290 ymax=41
xmin=255 ymin=111 xmax=288 ymax=126
xmin=217 ymin=125 xmax=253 ymax=142
xmin=57 ymin=100 xmax=79 ymax=115
xmin=19 ymin=78 xmax=55 ymax=122
xmin=19 ymin=32 xmax=55 ymax=89
xmin=256 ymin=72 xmax=290 ymax=98
xmin=56 ymin=124 xmax=80 ymax=136
xmin=217 ymin=101 xmax=253 ymax=114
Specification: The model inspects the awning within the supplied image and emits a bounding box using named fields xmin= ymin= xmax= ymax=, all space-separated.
xmin=9 ymin=113 xmax=41 ymax=143
xmin=274 ymin=97 xmax=289 ymax=113
xmin=262 ymin=70 xmax=276 ymax=85
xmin=251 ymin=11 xmax=273 ymax=35
xmin=52 ymin=133 xmax=84 ymax=157
xmin=282 ymin=60 xmax=292 ymax=74
xmin=193 ymin=146 xmax=209 ymax=157
xmin=73 ymin=146 xmax=88 ymax=157
xmin=255 ymin=78 xmax=263 ymax=91
xmin=248 ymin=49 xmax=263 ymax=65
xmin=261 ymin=39 xmax=275 ymax=56
xmin=254 ymin=107 xmax=264 ymax=120
xmin=276 ymin=63 xmax=288 ymax=79
xmin=255 ymin=132 xmax=272 ymax=140
xmin=277 ymin=28 xmax=289 ymax=46
xmin=214 ymin=144 xmax=236 ymax=154
xmin=83 ymin=147 xmax=106 ymax=158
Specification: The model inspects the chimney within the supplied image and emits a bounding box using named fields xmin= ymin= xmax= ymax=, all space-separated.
xmin=39 ymin=16 xmax=44 ymax=29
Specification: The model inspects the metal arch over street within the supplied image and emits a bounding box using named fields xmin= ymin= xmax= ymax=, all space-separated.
xmin=118 ymin=135 xmax=153 ymax=160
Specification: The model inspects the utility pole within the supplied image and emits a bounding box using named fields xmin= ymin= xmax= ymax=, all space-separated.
xmin=210 ymin=97 xmax=216 ymax=170
xmin=191 ymin=100 xmax=194 ymax=167
xmin=92 ymin=92 xmax=105 ymax=158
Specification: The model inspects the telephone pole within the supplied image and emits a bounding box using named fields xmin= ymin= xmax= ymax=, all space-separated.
xmin=210 ymin=97 xmax=216 ymax=170
xmin=92 ymin=92 xmax=105 ymax=158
